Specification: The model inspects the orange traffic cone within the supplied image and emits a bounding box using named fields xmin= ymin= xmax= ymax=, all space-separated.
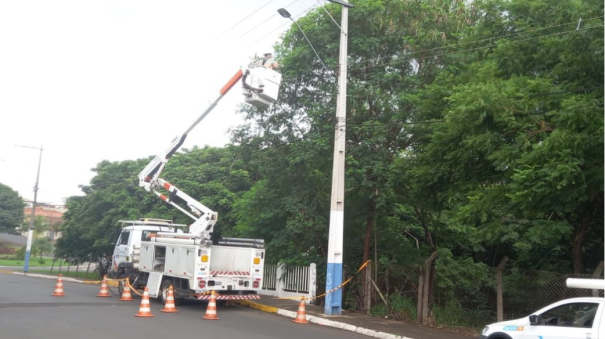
xmin=161 ymin=285 xmax=179 ymax=313
xmin=119 ymin=278 xmax=134 ymax=301
xmin=292 ymin=298 xmax=309 ymax=324
xmin=96 ymin=275 xmax=111 ymax=297
xmin=135 ymin=287 xmax=154 ymax=317
xmin=202 ymin=291 xmax=219 ymax=320
xmin=52 ymin=274 xmax=65 ymax=296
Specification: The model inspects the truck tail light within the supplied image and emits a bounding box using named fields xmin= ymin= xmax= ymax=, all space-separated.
xmin=201 ymin=255 xmax=208 ymax=262
xmin=253 ymin=281 xmax=259 ymax=288
xmin=253 ymin=257 xmax=260 ymax=265
xmin=198 ymin=279 xmax=206 ymax=288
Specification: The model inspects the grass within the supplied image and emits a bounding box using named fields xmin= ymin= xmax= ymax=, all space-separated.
xmin=0 ymin=255 xmax=102 ymax=280
xmin=432 ymin=301 xmax=492 ymax=333
xmin=369 ymin=294 xmax=485 ymax=336
xmin=0 ymin=258 xmax=68 ymax=267
xmin=26 ymin=269 xmax=99 ymax=280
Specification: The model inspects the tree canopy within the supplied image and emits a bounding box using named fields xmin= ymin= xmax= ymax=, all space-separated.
xmin=0 ymin=183 xmax=24 ymax=234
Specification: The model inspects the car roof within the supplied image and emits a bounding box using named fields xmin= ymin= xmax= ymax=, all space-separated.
xmin=533 ymin=296 xmax=605 ymax=314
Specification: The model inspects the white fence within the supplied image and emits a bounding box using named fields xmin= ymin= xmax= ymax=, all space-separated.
xmin=261 ymin=263 xmax=316 ymax=303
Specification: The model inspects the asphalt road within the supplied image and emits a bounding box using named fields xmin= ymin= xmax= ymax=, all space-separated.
xmin=0 ymin=273 xmax=370 ymax=339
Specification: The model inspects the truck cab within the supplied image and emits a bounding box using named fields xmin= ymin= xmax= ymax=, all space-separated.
xmin=109 ymin=218 xmax=186 ymax=280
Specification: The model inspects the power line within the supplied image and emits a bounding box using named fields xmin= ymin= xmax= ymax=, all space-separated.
xmin=348 ymin=15 xmax=604 ymax=70
xmin=528 ymin=86 xmax=605 ymax=97
xmin=213 ymin=0 xmax=277 ymax=41
xmin=344 ymin=120 xmax=444 ymax=127
xmin=245 ymin=3 xmax=320 ymax=49
xmin=316 ymin=0 xmax=342 ymax=32
xmin=348 ymin=24 xmax=604 ymax=73
xmin=238 ymin=0 xmax=302 ymax=40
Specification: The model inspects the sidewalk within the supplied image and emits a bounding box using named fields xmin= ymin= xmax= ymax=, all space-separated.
xmin=238 ymin=295 xmax=477 ymax=339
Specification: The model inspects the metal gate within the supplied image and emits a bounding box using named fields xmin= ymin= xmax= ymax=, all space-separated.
xmin=261 ymin=263 xmax=316 ymax=303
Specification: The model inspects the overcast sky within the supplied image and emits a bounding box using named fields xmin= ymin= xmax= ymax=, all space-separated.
xmin=0 ymin=0 xmax=321 ymax=205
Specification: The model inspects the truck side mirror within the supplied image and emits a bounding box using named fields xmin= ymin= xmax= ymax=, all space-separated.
xmin=529 ymin=315 xmax=539 ymax=325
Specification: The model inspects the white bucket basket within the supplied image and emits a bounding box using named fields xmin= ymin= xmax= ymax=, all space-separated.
xmin=243 ymin=67 xmax=282 ymax=108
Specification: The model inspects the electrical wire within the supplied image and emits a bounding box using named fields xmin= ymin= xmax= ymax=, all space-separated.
xmin=245 ymin=3 xmax=320 ymax=49
xmin=348 ymin=15 xmax=604 ymax=70
xmin=237 ymin=0 xmax=302 ymax=40
xmin=316 ymin=0 xmax=342 ymax=33
xmin=348 ymin=24 xmax=604 ymax=73
xmin=212 ymin=0 xmax=277 ymax=41
xmin=331 ymin=84 xmax=605 ymax=130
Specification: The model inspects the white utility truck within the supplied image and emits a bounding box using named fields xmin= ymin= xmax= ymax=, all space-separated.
xmin=109 ymin=65 xmax=281 ymax=303
xmin=479 ymin=278 xmax=605 ymax=339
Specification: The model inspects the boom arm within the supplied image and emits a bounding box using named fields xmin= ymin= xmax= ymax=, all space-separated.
xmin=138 ymin=69 xmax=243 ymax=236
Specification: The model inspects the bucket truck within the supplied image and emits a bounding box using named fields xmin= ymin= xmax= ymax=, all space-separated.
xmin=109 ymin=65 xmax=281 ymax=304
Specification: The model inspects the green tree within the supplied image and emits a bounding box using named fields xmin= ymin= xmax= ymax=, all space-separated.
xmin=56 ymin=158 xmax=154 ymax=272
xmin=55 ymin=146 xmax=256 ymax=274
xmin=33 ymin=237 xmax=52 ymax=259
xmin=0 ymin=183 xmax=24 ymax=234
xmin=410 ymin=0 xmax=604 ymax=273
xmin=19 ymin=215 xmax=48 ymax=237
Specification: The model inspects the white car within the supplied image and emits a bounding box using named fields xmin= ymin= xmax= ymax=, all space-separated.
xmin=479 ymin=296 xmax=604 ymax=339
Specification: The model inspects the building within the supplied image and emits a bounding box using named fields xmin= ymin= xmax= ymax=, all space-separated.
xmin=22 ymin=201 xmax=65 ymax=241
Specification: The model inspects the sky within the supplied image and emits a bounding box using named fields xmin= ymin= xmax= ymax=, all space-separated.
xmin=0 ymin=0 xmax=322 ymax=205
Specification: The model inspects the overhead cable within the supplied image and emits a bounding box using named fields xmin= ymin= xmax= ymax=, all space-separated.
xmin=213 ymin=0 xmax=277 ymax=41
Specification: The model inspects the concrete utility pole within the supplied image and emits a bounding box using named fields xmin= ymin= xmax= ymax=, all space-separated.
xmin=325 ymin=0 xmax=352 ymax=316
xmin=16 ymin=145 xmax=43 ymax=273
xmin=278 ymin=0 xmax=353 ymax=316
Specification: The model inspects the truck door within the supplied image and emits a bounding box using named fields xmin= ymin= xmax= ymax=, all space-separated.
xmin=112 ymin=229 xmax=131 ymax=275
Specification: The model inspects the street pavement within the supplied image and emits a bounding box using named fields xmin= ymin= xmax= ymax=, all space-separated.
xmin=0 ymin=269 xmax=477 ymax=339
xmin=0 ymin=273 xmax=370 ymax=339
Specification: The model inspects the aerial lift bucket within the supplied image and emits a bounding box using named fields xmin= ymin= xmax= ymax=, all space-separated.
xmin=243 ymin=67 xmax=282 ymax=108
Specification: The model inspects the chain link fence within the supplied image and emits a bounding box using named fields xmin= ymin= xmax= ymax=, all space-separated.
xmin=357 ymin=261 xmax=603 ymax=330
xmin=496 ymin=269 xmax=603 ymax=319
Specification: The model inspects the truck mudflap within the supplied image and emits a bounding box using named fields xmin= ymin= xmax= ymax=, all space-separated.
xmin=197 ymin=294 xmax=261 ymax=300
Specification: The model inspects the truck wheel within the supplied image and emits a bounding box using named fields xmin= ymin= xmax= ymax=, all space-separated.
xmin=159 ymin=279 xmax=184 ymax=306
xmin=117 ymin=280 xmax=125 ymax=296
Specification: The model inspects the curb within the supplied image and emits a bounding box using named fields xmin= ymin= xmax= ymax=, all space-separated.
xmin=238 ymin=300 xmax=412 ymax=339
xmin=237 ymin=300 xmax=279 ymax=313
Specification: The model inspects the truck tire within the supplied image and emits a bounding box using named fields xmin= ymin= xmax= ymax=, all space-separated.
xmin=488 ymin=333 xmax=513 ymax=339
xmin=118 ymin=276 xmax=138 ymax=297
xmin=159 ymin=279 xmax=184 ymax=306
xmin=117 ymin=279 xmax=125 ymax=296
